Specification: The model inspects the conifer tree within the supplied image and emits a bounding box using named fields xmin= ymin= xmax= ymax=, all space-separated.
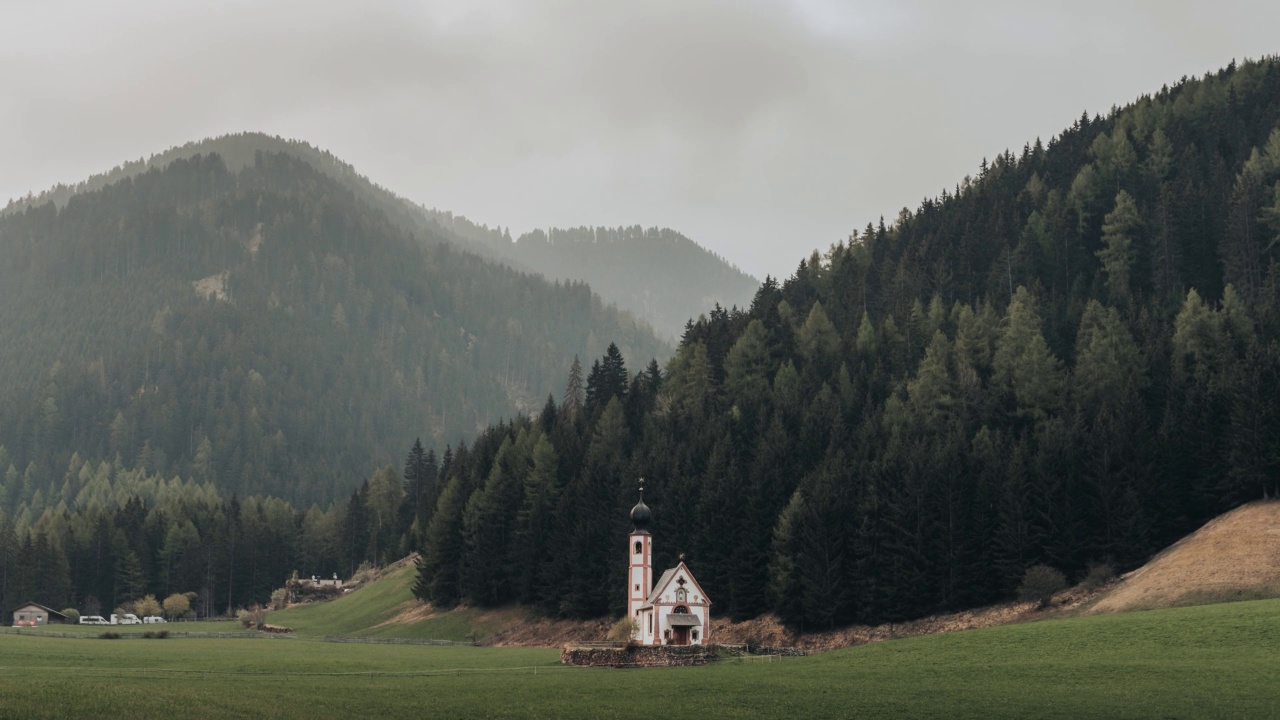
xmin=561 ymin=356 xmax=584 ymax=419
xmin=992 ymin=288 xmax=1064 ymax=420
xmin=1098 ymin=190 xmax=1142 ymax=306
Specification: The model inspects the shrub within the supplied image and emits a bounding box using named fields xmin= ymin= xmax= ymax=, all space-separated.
xmin=1082 ymin=561 xmax=1116 ymax=590
xmin=350 ymin=561 xmax=377 ymax=586
xmin=132 ymin=595 xmax=162 ymax=618
xmin=163 ymin=593 xmax=190 ymax=619
xmin=1018 ymin=564 xmax=1068 ymax=609
xmin=142 ymin=630 xmax=169 ymax=639
xmin=291 ymin=584 xmax=342 ymax=603
xmin=236 ymin=605 xmax=266 ymax=630
xmin=270 ymin=587 xmax=290 ymax=611
xmin=607 ymin=617 xmax=640 ymax=645
xmin=99 ymin=632 xmax=120 ymax=640
xmin=61 ymin=608 xmax=80 ymax=624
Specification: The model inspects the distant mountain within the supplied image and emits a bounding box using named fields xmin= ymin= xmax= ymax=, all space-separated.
xmin=512 ymin=226 xmax=760 ymax=341
xmin=0 ymin=145 xmax=669 ymax=505
xmin=7 ymin=133 xmax=761 ymax=341
xmin=422 ymin=212 xmax=760 ymax=341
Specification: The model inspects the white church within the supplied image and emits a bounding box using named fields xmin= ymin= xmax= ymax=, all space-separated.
xmin=627 ymin=481 xmax=711 ymax=646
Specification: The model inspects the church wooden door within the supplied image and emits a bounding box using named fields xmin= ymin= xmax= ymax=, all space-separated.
xmin=672 ymin=626 xmax=689 ymax=645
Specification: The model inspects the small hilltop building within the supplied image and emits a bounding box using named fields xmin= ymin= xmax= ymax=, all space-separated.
xmin=626 ymin=482 xmax=711 ymax=646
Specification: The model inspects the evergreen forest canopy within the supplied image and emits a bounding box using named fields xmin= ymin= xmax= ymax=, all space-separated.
xmin=4 ymin=132 xmax=761 ymax=345
xmin=0 ymin=147 xmax=668 ymax=513
xmin=407 ymin=56 xmax=1280 ymax=626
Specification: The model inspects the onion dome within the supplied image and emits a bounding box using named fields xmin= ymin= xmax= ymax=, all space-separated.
xmin=630 ymin=479 xmax=651 ymax=533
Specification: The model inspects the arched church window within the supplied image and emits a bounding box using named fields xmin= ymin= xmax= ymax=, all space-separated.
xmin=634 ymin=540 xmax=642 ymax=555
xmin=673 ymin=605 xmax=689 ymax=614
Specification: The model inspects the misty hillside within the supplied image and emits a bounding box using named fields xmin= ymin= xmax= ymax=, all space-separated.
xmin=426 ymin=212 xmax=761 ymax=340
xmin=401 ymin=56 xmax=1280 ymax=626
xmin=0 ymin=149 xmax=668 ymax=506
xmin=6 ymin=132 xmax=759 ymax=341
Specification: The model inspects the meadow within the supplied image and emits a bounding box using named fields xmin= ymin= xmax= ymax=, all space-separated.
xmin=265 ymin=561 xmax=533 ymax=642
xmin=2 ymin=597 xmax=1279 ymax=719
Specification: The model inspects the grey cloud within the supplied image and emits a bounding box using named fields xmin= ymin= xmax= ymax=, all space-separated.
xmin=2 ymin=0 xmax=1278 ymax=279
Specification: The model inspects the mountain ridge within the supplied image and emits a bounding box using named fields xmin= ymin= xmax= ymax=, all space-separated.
xmin=0 ymin=146 xmax=668 ymax=504
xmin=5 ymin=132 xmax=759 ymax=340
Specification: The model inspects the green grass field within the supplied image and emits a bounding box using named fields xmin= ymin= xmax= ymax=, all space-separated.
xmin=3 ymin=597 xmax=1279 ymax=718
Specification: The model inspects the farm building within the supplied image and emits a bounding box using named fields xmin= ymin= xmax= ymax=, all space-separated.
xmin=626 ymin=482 xmax=712 ymax=646
xmin=10 ymin=603 xmax=69 ymax=627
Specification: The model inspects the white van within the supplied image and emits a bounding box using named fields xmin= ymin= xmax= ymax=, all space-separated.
xmin=111 ymin=613 xmax=142 ymax=625
xmin=79 ymin=615 xmax=109 ymax=625
xmin=142 ymin=616 xmax=167 ymax=624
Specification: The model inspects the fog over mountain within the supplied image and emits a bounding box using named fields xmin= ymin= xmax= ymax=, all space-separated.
xmin=4 ymin=1 xmax=1278 ymax=278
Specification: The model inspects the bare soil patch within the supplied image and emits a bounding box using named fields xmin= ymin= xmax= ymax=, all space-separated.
xmin=192 ymin=272 xmax=229 ymax=302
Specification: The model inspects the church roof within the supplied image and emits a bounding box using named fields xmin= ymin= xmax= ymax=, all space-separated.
xmin=640 ymin=561 xmax=712 ymax=609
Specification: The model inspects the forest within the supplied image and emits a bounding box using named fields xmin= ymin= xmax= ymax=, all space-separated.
xmin=0 ymin=149 xmax=666 ymax=508
xmin=4 ymin=57 xmax=1280 ymax=627
xmin=409 ymin=56 xmax=1280 ymax=627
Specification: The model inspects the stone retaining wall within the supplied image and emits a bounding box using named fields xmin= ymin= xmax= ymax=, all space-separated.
xmin=561 ymin=644 xmax=710 ymax=667
xmin=717 ymin=644 xmax=807 ymax=657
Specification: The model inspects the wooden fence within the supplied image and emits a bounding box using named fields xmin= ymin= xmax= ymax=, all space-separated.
xmin=320 ymin=635 xmax=475 ymax=646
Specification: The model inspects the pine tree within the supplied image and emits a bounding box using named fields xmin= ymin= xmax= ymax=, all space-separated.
xmin=561 ymin=356 xmax=584 ymax=419
xmin=992 ymin=288 xmax=1064 ymax=420
xmin=1071 ymin=300 xmax=1145 ymax=415
xmin=1098 ymin=190 xmax=1142 ymax=306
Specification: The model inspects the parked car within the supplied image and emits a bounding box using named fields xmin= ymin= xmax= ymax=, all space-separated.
xmin=142 ymin=616 xmax=167 ymax=624
xmin=79 ymin=615 xmax=109 ymax=625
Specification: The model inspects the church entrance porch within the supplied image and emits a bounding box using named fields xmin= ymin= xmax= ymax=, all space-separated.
xmin=667 ymin=607 xmax=700 ymax=646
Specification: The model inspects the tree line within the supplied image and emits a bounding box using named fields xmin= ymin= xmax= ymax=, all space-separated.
xmin=405 ymin=57 xmax=1280 ymax=628
xmin=7 ymin=57 xmax=1280 ymax=628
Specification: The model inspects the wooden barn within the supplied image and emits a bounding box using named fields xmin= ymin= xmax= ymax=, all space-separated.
xmin=10 ymin=603 xmax=69 ymax=627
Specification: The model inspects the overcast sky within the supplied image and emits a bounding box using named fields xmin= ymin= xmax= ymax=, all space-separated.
xmin=2 ymin=1 xmax=1277 ymax=279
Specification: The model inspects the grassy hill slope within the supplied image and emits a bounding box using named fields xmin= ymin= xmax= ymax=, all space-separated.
xmin=269 ymin=560 xmax=527 ymax=642
xmin=4 ymin=598 xmax=1280 ymax=718
xmin=1090 ymin=499 xmax=1280 ymax=613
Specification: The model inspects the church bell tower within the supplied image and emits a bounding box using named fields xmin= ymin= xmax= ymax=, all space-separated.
xmin=627 ymin=478 xmax=653 ymax=636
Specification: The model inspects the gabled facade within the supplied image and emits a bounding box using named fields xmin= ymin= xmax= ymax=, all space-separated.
xmin=10 ymin=603 xmax=68 ymax=627
xmin=626 ymin=482 xmax=712 ymax=646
